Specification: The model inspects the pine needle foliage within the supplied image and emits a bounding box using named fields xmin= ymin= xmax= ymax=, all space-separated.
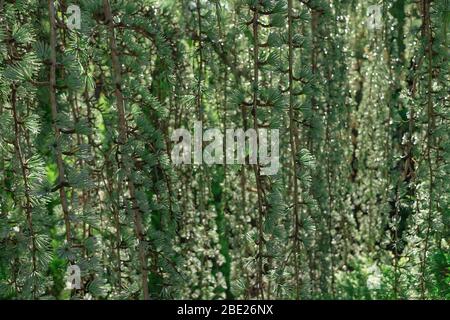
xmin=0 ymin=0 xmax=448 ymax=300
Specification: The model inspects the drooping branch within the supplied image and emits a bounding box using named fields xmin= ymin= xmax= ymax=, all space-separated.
xmin=48 ymin=0 xmax=72 ymax=244
xmin=103 ymin=0 xmax=149 ymax=300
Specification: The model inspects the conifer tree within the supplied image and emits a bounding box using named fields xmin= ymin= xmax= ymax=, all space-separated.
xmin=0 ymin=0 xmax=448 ymax=300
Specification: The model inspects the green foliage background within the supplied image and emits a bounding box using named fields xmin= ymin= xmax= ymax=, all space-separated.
xmin=0 ymin=0 xmax=448 ymax=300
